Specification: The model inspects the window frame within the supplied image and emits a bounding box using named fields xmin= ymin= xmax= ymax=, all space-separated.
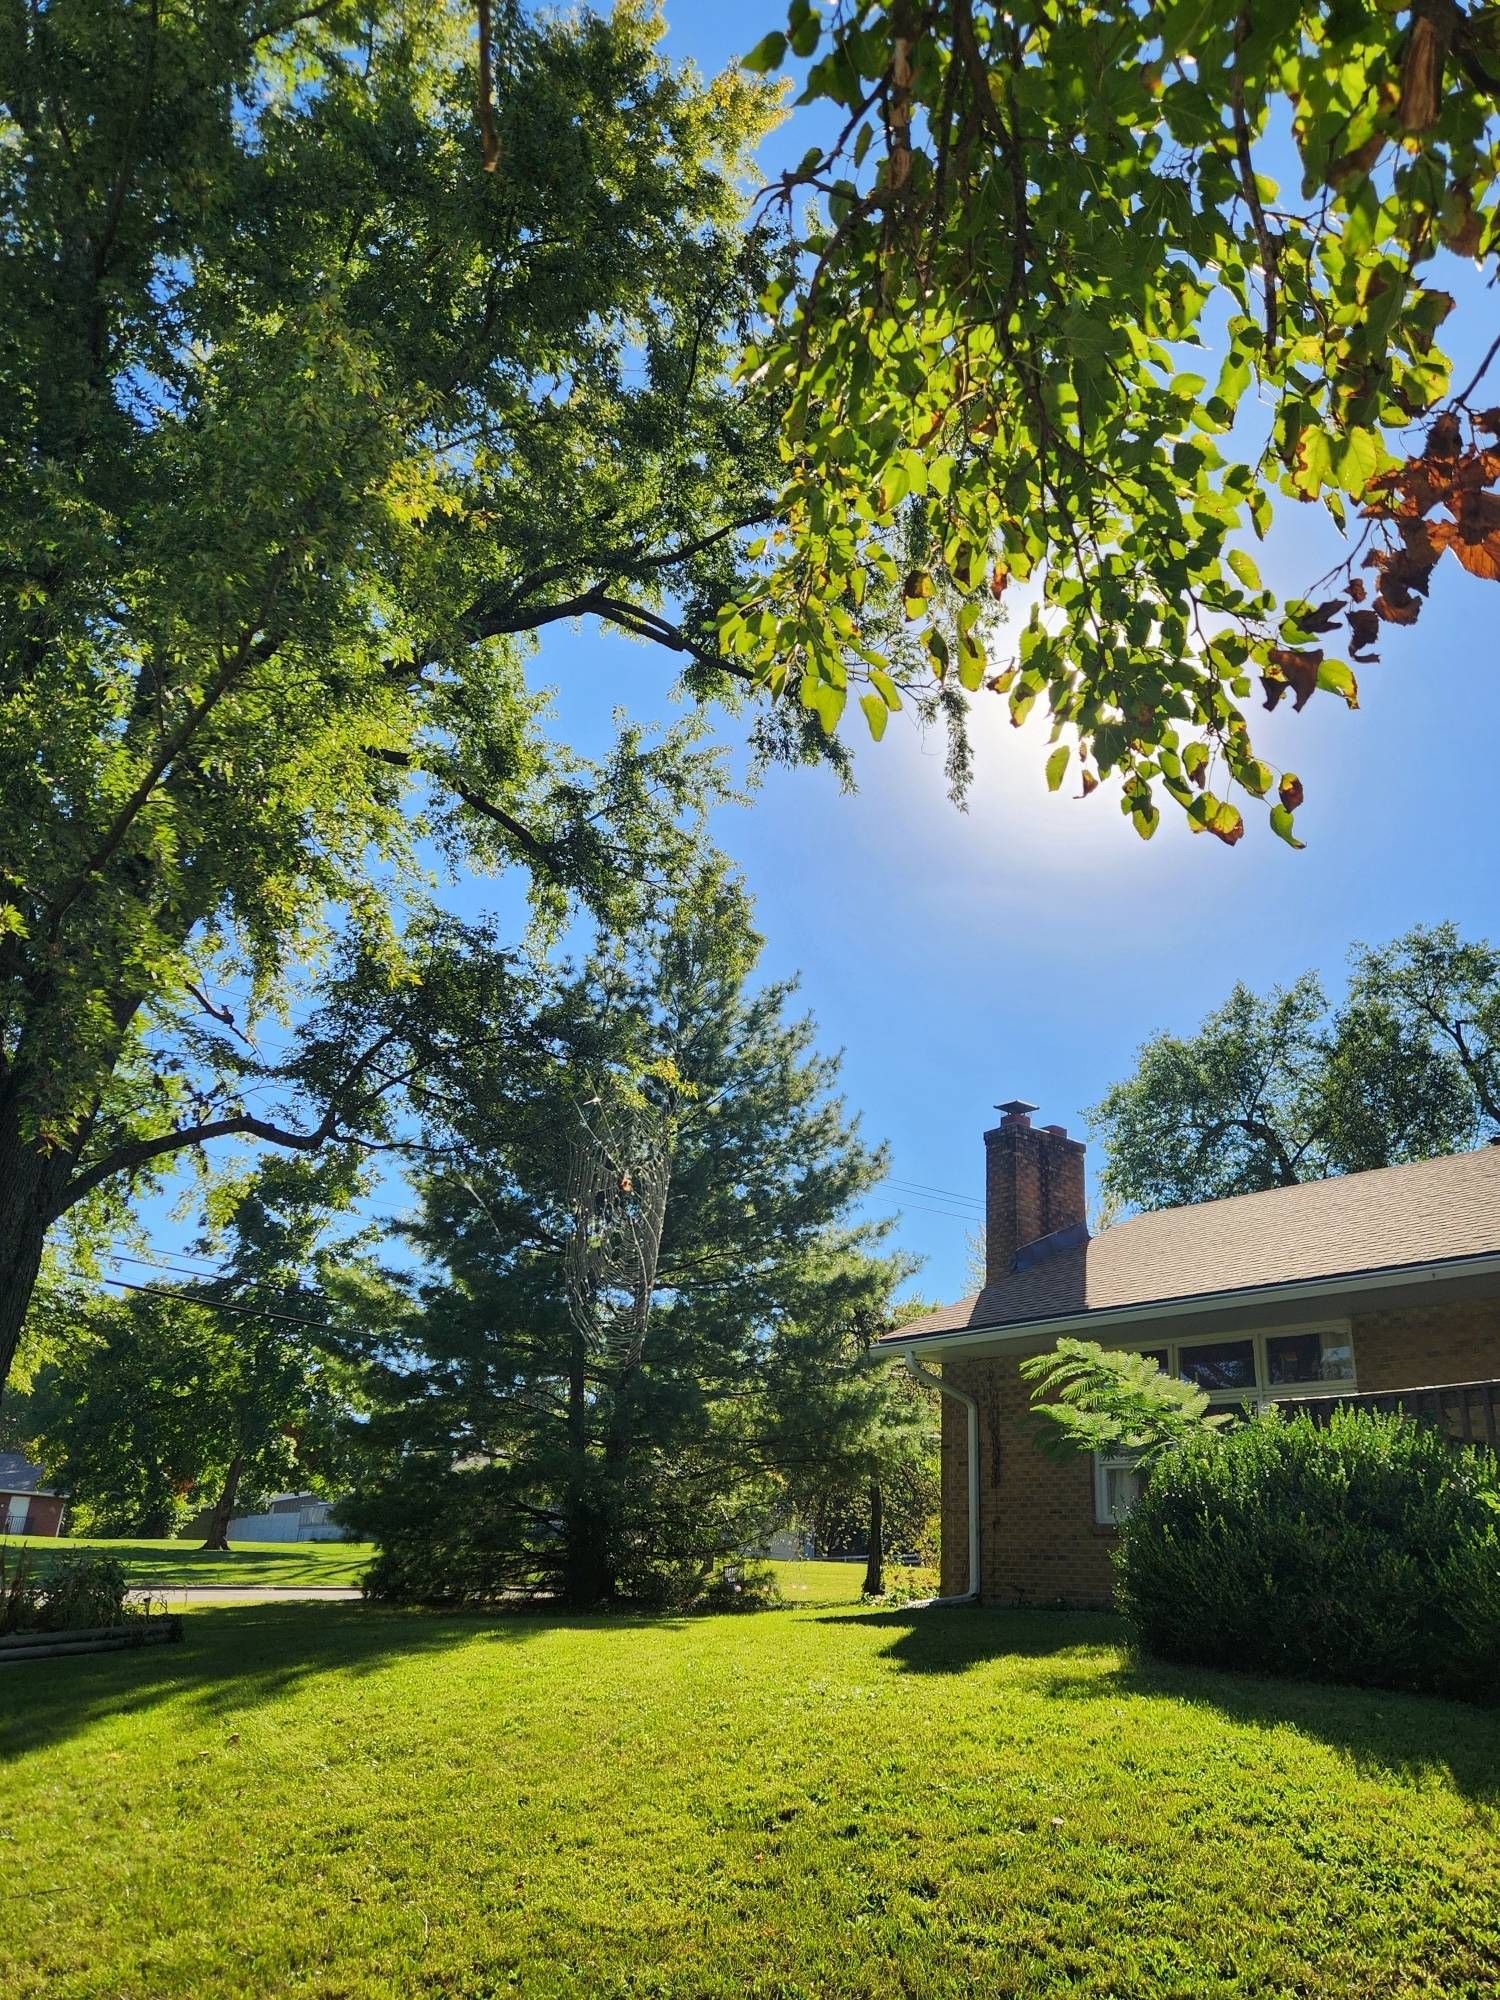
xmin=1093 ymin=1449 xmax=1146 ymax=1527
xmin=1089 ymin=1319 xmax=1356 ymax=1526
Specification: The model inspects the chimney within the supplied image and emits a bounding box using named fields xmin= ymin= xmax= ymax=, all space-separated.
xmin=983 ymin=1099 xmax=1087 ymax=1286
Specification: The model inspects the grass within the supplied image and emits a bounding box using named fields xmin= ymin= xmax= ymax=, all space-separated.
xmin=3 ymin=1532 xmax=375 ymax=1588
xmin=1 ymin=1593 xmax=1496 ymax=1999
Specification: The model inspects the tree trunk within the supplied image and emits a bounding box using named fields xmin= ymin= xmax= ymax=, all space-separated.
xmin=560 ymin=1328 xmax=615 ymax=1608
xmin=199 ymin=1455 xmax=245 ymax=1553
xmin=0 ymin=1126 xmax=71 ymax=1400
xmin=863 ymin=1480 xmax=884 ymax=1598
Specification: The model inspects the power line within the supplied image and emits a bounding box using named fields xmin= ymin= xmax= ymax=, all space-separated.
xmin=886 ymin=1176 xmax=984 ymax=1209
xmin=90 ymin=1244 xmax=233 ymax=1281
xmin=58 ymin=1266 xmax=344 ymax=1335
xmin=877 ymin=1199 xmax=979 ymax=1225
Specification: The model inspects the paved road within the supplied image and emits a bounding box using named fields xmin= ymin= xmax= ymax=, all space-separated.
xmin=129 ymin=1586 xmax=363 ymax=1605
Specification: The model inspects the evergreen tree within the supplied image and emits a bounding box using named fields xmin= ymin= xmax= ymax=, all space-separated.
xmin=350 ymin=864 xmax=917 ymax=1608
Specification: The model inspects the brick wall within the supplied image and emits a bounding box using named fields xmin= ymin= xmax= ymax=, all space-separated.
xmin=938 ymin=1292 xmax=1500 ymax=1609
xmin=1351 ymin=1295 xmax=1500 ymax=1390
xmin=983 ymin=1115 xmax=1087 ymax=1283
xmin=939 ymin=1352 xmax=1116 ymax=1607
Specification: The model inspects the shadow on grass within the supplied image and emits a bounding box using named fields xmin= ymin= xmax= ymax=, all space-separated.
xmin=819 ymin=1603 xmax=1500 ymax=1804
xmin=0 ymin=1599 xmax=607 ymax=1762
xmin=814 ymin=1603 xmax=1124 ymax=1671
xmin=1031 ymin=1647 xmax=1500 ymax=1805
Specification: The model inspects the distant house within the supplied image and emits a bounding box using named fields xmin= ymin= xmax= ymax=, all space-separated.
xmin=226 ymin=1492 xmax=353 ymax=1543
xmin=0 ymin=1454 xmax=66 ymax=1538
xmin=880 ymin=1100 xmax=1500 ymax=1609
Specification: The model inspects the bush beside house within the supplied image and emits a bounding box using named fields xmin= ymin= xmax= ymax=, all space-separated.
xmin=1115 ymin=1407 xmax=1500 ymax=1704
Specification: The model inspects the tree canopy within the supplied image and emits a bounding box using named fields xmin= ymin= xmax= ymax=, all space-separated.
xmin=731 ymin=2 xmax=1500 ymax=844
xmin=1090 ymin=920 xmax=1500 ymax=1209
xmin=21 ymin=1154 xmax=367 ymax=1539
xmin=0 ymin=0 xmax=792 ymax=1391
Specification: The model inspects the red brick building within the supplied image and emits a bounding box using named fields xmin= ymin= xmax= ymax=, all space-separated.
xmin=0 ymin=1454 xmax=66 ymax=1538
xmin=878 ymin=1104 xmax=1500 ymax=1608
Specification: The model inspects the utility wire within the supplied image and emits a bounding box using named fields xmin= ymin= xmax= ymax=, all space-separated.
xmin=57 ymin=1266 xmax=343 ymax=1335
xmin=885 ymin=1176 xmax=984 ymax=1208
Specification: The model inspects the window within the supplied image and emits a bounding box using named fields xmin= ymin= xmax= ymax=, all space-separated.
xmin=1094 ymin=1451 xmax=1145 ymax=1526
xmin=1177 ymin=1338 xmax=1257 ymax=1395
xmin=1265 ymin=1328 xmax=1355 ymax=1389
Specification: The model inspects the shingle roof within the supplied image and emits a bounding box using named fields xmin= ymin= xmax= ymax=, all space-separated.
xmin=880 ymin=1144 xmax=1500 ymax=1344
xmin=0 ymin=1453 xmax=52 ymax=1496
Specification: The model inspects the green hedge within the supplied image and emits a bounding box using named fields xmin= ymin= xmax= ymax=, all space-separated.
xmin=1115 ymin=1408 xmax=1500 ymax=1704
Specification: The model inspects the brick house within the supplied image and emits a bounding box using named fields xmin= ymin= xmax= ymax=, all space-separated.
xmin=878 ymin=1102 xmax=1500 ymax=1608
xmin=0 ymin=1453 xmax=67 ymax=1538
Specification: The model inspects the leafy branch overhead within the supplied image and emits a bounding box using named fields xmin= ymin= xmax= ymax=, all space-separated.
xmin=730 ymin=1 xmax=1500 ymax=845
xmin=1020 ymin=1337 xmax=1230 ymax=1461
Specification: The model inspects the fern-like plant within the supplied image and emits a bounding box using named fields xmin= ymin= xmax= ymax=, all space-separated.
xmin=1019 ymin=1339 xmax=1230 ymax=1465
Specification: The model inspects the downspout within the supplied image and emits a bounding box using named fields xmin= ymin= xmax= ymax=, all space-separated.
xmin=905 ymin=1352 xmax=980 ymax=1604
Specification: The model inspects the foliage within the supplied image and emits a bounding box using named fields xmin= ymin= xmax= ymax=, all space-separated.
xmin=861 ymin=1559 xmax=940 ymax=1604
xmin=1091 ymin=919 xmax=1500 ymax=1210
xmin=5 ymin=1600 xmax=1500 ymax=1998
xmin=777 ymin=1298 xmax=941 ymax=1563
xmin=732 ymin=3 xmax=1500 ymax=842
xmin=0 ymin=1543 xmax=129 ymax=1633
xmin=1116 ymin=1406 xmax=1500 ymax=1703
xmin=22 ymin=1155 xmax=368 ymax=1537
xmin=0 ymin=0 xmax=789 ymax=1391
xmin=1020 ymin=1337 xmax=1229 ymax=1463
xmin=690 ymin=1558 xmax=787 ymax=1612
xmin=350 ymin=858 xmax=914 ymax=1610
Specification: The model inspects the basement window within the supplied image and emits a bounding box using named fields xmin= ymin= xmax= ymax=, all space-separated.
xmin=1093 ymin=1451 xmax=1145 ymax=1526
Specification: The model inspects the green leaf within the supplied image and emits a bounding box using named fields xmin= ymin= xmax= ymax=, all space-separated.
xmin=741 ymin=31 xmax=787 ymax=72
xmin=1045 ymin=744 xmax=1070 ymax=792
xmin=1315 ymin=659 xmax=1359 ymax=708
xmin=1227 ymin=548 xmax=1261 ymax=592
xmin=859 ymin=692 xmax=888 ymax=741
xmin=1270 ymin=803 xmax=1305 ymax=848
xmin=869 ymin=667 xmax=901 ymax=711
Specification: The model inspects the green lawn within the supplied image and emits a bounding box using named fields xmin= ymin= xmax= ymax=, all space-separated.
xmin=2 ymin=1598 xmax=1496 ymax=1999
xmin=3 ymin=1532 xmax=375 ymax=1588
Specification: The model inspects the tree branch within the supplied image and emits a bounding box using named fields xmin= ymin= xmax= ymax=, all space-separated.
xmin=363 ymin=747 xmax=567 ymax=872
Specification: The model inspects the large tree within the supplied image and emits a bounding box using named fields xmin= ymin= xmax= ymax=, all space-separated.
xmin=22 ymin=1154 xmax=368 ymax=1539
xmin=0 ymin=0 xmax=794 ymax=1394
xmin=731 ymin=3 xmax=1500 ymax=843
xmin=1091 ymin=921 xmax=1500 ymax=1210
xmin=347 ymin=862 xmax=918 ymax=1608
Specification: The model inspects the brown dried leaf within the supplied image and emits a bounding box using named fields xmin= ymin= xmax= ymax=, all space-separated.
xmin=1296 ymin=598 xmax=1346 ymax=635
xmin=1265 ymin=646 xmax=1324 ymax=711
xmin=1346 ymin=608 xmax=1382 ymax=661
xmin=1279 ymin=773 xmax=1305 ymax=813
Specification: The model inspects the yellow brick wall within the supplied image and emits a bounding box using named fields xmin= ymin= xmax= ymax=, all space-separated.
xmin=938 ymin=1293 xmax=1500 ymax=1609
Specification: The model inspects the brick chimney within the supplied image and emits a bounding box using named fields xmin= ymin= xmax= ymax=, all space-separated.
xmin=983 ymin=1099 xmax=1087 ymax=1285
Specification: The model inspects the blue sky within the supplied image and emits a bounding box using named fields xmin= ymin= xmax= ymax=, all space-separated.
xmin=507 ymin=7 xmax=1500 ymax=1302
xmin=124 ymin=6 xmax=1500 ymax=1312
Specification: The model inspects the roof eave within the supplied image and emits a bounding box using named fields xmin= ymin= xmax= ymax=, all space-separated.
xmin=884 ymin=1248 xmax=1500 ymax=1358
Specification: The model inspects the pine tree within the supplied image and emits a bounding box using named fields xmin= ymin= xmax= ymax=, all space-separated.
xmin=349 ymin=863 xmax=916 ymax=1609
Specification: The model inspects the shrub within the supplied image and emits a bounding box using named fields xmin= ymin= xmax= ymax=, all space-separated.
xmin=689 ymin=1561 xmax=784 ymax=1613
xmin=1115 ymin=1407 xmax=1500 ymax=1704
xmin=862 ymin=1562 xmax=940 ymax=1606
xmin=0 ymin=1545 xmax=131 ymax=1634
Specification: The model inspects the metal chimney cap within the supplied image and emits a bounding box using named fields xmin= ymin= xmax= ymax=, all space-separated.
xmin=996 ymin=1099 xmax=1039 ymax=1117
